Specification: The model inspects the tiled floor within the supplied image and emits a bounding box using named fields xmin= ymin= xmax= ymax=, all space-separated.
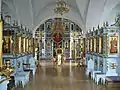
xmin=16 ymin=61 xmax=120 ymax=90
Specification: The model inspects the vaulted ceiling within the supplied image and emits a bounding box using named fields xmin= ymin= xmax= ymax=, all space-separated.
xmin=2 ymin=0 xmax=120 ymax=35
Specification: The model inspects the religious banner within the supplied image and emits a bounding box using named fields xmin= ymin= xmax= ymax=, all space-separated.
xmin=109 ymin=36 xmax=118 ymax=53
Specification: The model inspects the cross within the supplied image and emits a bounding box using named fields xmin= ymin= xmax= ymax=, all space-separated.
xmin=110 ymin=63 xmax=118 ymax=69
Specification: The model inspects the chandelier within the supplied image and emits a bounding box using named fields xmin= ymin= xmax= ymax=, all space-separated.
xmin=54 ymin=0 xmax=70 ymax=15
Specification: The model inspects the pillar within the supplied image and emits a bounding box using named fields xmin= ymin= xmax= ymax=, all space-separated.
xmin=0 ymin=19 xmax=3 ymax=68
xmin=26 ymin=38 xmax=29 ymax=52
xmin=44 ymin=23 xmax=46 ymax=57
xmin=70 ymin=23 xmax=72 ymax=58
xmin=23 ymin=38 xmax=26 ymax=52
xmin=0 ymin=0 xmax=3 ymax=68
xmin=19 ymin=37 xmax=22 ymax=53
xmin=51 ymin=40 xmax=53 ymax=57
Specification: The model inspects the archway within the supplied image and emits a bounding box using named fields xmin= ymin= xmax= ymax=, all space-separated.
xmin=34 ymin=18 xmax=85 ymax=62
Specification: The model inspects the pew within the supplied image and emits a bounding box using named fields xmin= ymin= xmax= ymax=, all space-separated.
xmin=105 ymin=76 xmax=120 ymax=87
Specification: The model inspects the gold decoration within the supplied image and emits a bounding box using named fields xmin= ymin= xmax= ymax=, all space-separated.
xmin=0 ymin=60 xmax=14 ymax=79
xmin=56 ymin=48 xmax=63 ymax=55
xmin=51 ymin=18 xmax=65 ymax=37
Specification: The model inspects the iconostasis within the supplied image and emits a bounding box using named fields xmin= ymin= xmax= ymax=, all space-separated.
xmin=35 ymin=18 xmax=83 ymax=60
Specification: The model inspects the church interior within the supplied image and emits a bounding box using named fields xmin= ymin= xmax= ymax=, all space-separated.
xmin=0 ymin=0 xmax=120 ymax=90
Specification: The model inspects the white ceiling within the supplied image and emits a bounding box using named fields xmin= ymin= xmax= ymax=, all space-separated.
xmin=2 ymin=0 xmax=120 ymax=35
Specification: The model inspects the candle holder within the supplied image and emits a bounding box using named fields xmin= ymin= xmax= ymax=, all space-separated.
xmin=0 ymin=59 xmax=14 ymax=80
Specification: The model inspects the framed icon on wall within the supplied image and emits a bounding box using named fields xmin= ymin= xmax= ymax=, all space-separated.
xmin=90 ymin=38 xmax=92 ymax=52
xmin=109 ymin=36 xmax=118 ymax=53
xmin=99 ymin=37 xmax=102 ymax=53
xmin=94 ymin=38 xmax=96 ymax=52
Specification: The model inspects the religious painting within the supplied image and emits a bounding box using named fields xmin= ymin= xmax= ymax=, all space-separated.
xmin=90 ymin=39 xmax=92 ymax=52
xmin=94 ymin=38 xmax=96 ymax=52
xmin=40 ymin=31 xmax=44 ymax=37
xmin=42 ymin=39 xmax=44 ymax=49
xmin=18 ymin=37 xmax=21 ymax=53
xmin=96 ymin=37 xmax=99 ymax=53
xmin=65 ymin=22 xmax=69 ymax=30
xmin=71 ymin=42 xmax=74 ymax=50
xmin=46 ymin=22 xmax=51 ymax=30
xmin=87 ymin=39 xmax=89 ymax=51
xmin=47 ymin=40 xmax=50 ymax=47
xmin=23 ymin=38 xmax=26 ymax=52
xmin=99 ymin=37 xmax=102 ymax=53
xmin=46 ymin=40 xmax=51 ymax=51
xmin=76 ymin=42 xmax=80 ymax=57
xmin=3 ymin=36 xmax=10 ymax=53
xmin=109 ymin=36 xmax=118 ymax=53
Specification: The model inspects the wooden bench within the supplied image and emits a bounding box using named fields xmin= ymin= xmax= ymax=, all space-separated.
xmin=105 ymin=76 xmax=120 ymax=87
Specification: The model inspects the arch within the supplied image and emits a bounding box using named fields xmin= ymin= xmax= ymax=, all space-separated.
xmin=33 ymin=16 xmax=84 ymax=37
xmin=2 ymin=0 xmax=17 ymax=19
xmin=99 ymin=1 xmax=120 ymax=26
xmin=32 ymin=3 xmax=85 ymax=37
